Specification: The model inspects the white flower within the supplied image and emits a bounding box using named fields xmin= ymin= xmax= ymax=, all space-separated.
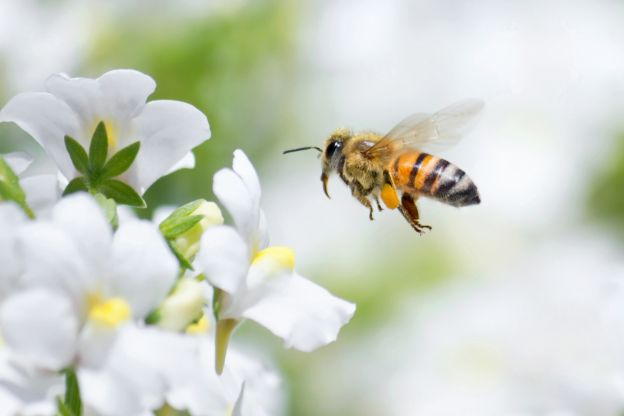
xmin=0 ymin=69 xmax=210 ymax=194
xmin=0 ymin=193 xmax=179 ymax=414
xmin=80 ymin=323 xmax=283 ymax=416
xmin=196 ymin=150 xmax=355 ymax=373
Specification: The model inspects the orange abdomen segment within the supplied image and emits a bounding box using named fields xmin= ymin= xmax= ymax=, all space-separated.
xmin=390 ymin=151 xmax=480 ymax=207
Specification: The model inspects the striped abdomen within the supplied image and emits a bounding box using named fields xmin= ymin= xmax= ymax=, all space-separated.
xmin=390 ymin=151 xmax=480 ymax=207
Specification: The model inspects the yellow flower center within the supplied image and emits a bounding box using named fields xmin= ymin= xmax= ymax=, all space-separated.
xmin=252 ymin=246 xmax=295 ymax=272
xmin=88 ymin=295 xmax=131 ymax=328
xmin=104 ymin=121 xmax=119 ymax=152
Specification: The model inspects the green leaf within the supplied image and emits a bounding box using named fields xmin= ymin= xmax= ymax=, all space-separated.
xmin=63 ymin=368 xmax=82 ymax=416
xmin=160 ymin=215 xmax=203 ymax=239
xmin=101 ymin=141 xmax=140 ymax=179
xmin=62 ymin=177 xmax=88 ymax=196
xmin=93 ymin=193 xmax=119 ymax=229
xmin=0 ymin=156 xmax=34 ymax=218
xmin=64 ymin=136 xmax=89 ymax=174
xmin=88 ymin=121 xmax=108 ymax=171
xmin=99 ymin=179 xmax=145 ymax=207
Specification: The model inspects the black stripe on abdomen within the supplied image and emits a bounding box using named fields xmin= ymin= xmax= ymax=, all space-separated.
xmin=408 ymin=153 xmax=429 ymax=187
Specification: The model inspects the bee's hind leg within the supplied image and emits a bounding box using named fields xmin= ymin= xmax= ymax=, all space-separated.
xmin=398 ymin=193 xmax=432 ymax=234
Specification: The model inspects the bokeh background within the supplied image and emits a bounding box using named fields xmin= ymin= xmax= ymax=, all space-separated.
xmin=2 ymin=0 xmax=624 ymax=415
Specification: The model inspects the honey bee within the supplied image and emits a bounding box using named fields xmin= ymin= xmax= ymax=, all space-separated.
xmin=284 ymin=100 xmax=483 ymax=233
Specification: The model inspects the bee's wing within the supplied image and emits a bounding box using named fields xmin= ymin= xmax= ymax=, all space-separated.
xmin=365 ymin=99 xmax=484 ymax=159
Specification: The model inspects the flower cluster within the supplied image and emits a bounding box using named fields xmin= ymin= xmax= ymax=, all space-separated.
xmin=0 ymin=70 xmax=355 ymax=415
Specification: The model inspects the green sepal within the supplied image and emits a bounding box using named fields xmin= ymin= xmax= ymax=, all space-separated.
xmin=62 ymin=177 xmax=88 ymax=196
xmin=94 ymin=193 xmax=119 ymax=229
xmin=57 ymin=398 xmax=73 ymax=416
xmin=0 ymin=156 xmax=34 ymax=218
xmin=145 ymin=309 xmax=161 ymax=325
xmin=212 ymin=288 xmax=222 ymax=321
xmin=88 ymin=121 xmax=108 ymax=171
xmin=101 ymin=141 xmax=140 ymax=179
xmin=64 ymin=136 xmax=89 ymax=174
xmin=161 ymin=200 xmax=204 ymax=226
xmin=99 ymin=179 xmax=145 ymax=207
xmin=62 ymin=368 xmax=82 ymax=416
xmin=166 ymin=239 xmax=194 ymax=270
xmin=160 ymin=215 xmax=203 ymax=239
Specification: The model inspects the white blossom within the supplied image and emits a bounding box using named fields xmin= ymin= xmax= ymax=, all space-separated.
xmin=0 ymin=69 xmax=210 ymax=195
xmin=196 ymin=150 xmax=355 ymax=372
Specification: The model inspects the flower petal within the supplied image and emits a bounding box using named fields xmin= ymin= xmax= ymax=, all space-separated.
xmin=0 ymin=92 xmax=81 ymax=179
xmin=96 ymin=69 xmax=156 ymax=126
xmin=232 ymin=150 xmax=261 ymax=207
xmin=16 ymin=222 xmax=94 ymax=307
xmin=241 ymin=274 xmax=356 ymax=351
xmin=127 ymin=100 xmax=210 ymax=193
xmin=45 ymin=73 xmax=101 ymax=138
xmin=79 ymin=368 xmax=147 ymax=416
xmin=0 ymin=289 xmax=78 ymax=370
xmin=197 ymin=225 xmax=249 ymax=295
xmin=52 ymin=193 xmax=112 ymax=274
xmin=164 ymin=150 xmax=195 ymax=175
xmin=109 ymin=220 xmax=177 ymax=318
xmin=4 ymin=152 xmax=33 ymax=175
xmin=19 ymin=174 xmax=61 ymax=214
xmin=0 ymin=203 xmax=27 ymax=298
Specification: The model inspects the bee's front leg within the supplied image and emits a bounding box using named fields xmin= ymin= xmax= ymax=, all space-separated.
xmin=350 ymin=182 xmax=374 ymax=220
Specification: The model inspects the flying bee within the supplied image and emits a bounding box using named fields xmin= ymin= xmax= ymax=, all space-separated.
xmin=284 ymin=100 xmax=483 ymax=234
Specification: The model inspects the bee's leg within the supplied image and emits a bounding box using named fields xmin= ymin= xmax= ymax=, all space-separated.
xmin=372 ymin=194 xmax=384 ymax=211
xmin=398 ymin=193 xmax=432 ymax=234
xmin=350 ymin=182 xmax=374 ymax=220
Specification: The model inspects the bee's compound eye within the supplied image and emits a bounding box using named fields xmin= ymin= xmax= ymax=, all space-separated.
xmin=326 ymin=141 xmax=342 ymax=159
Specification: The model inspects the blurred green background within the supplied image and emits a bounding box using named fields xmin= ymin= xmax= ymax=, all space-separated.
xmin=2 ymin=0 xmax=624 ymax=415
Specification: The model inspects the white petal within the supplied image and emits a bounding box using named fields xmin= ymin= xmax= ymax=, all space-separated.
xmin=79 ymin=368 xmax=146 ymax=416
xmin=0 ymin=203 xmax=27 ymax=297
xmin=226 ymin=349 xmax=282 ymax=416
xmin=164 ymin=150 xmax=195 ymax=175
xmin=19 ymin=174 xmax=61 ymax=214
xmin=45 ymin=73 xmax=101 ymax=137
xmin=96 ymin=69 xmax=156 ymax=125
xmin=16 ymin=222 xmax=94 ymax=307
xmin=52 ymin=193 xmax=113 ymax=274
xmin=0 ymin=357 xmax=62 ymax=416
xmin=0 ymin=289 xmax=78 ymax=370
xmin=0 ymin=91 xmax=81 ymax=179
xmin=4 ymin=151 xmax=33 ymax=175
xmin=232 ymin=150 xmax=261 ymax=207
xmin=213 ymin=169 xmax=262 ymax=252
xmin=241 ymin=274 xmax=356 ymax=351
xmin=127 ymin=100 xmax=210 ymax=193
xmin=197 ymin=225 xmax=249 ymax=295
xmin=109 ymin=220 xmax=177 ymax=318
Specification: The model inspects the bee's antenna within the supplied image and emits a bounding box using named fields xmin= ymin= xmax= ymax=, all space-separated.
xmin=283 ymin=146 xmax=323 ymax=155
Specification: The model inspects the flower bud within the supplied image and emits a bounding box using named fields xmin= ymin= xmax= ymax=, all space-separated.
xmin=160 ymin=199 xmax=224 ymax=261
xmin=153 ymin=278 xmax=206 ymax=332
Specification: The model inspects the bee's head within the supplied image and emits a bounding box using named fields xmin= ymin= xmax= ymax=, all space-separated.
xmin=320 ymin=128 xmax=351 ymax=198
